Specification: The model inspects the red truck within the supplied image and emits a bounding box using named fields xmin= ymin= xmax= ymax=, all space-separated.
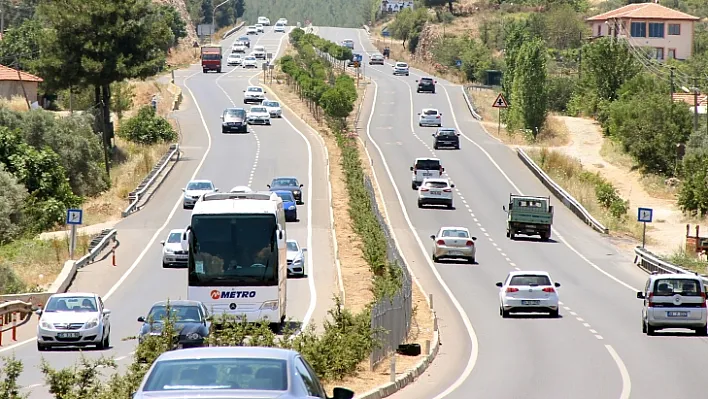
xmin=201 ymin=45 xmax=223 ymax=73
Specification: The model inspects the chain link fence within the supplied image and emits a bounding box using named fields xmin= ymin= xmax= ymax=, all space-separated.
xmin=364 ymin=176 xmax=413 ymax=369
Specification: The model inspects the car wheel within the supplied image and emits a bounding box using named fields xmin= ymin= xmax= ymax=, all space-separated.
xmin=433 ymin=144 xmax=438 ymax=150
xmin=549 ymin=309 xmax=559 ymax=318
xmin=162 ymin=261 xmax=169 ymax=268
xmin=221 ymin=128 xmax=226 ymax=133
xmin=510 ymin=231 xmax=516 ymax=240
xmin=266 ymin=121 xmax=271 ymax=125
xmin=432 ymin=254 xmax=438 ymax=262
xmin=411 ymin=183 xmax=417 ymax=190
xmin=696 ymin=326 xmax=708 ymax=336
xmin=447 ymin=202 xmax=453 ymax=209
xmin=469 ymin=257 xmax=476 ymax=264
xmin=217 ymin=68 xmax=222 ymax=73
xmin=646 ymin=323 xmax=657 ymax=336
xmin=455 ymin=145 xmax=460 ymax=150
xmin=37 ymin=342 xmax=48 ymax=351
xmin=501 ymin=308 xmax=510 ymax=318
xmin=641 ymin=318 xmax=647 ymax=333
xmin=417 ymin=200 xmax=423 ymax=208
xmin=418 ymin=123 xmax=422 ymax=127
xmin=432 ymin=90 xmax=436 ymax=94
xmin=540 ymin=231 xmax=551 ymax=241
xmin=506 ymin=230 xmax=510 ymax=238
xmin=96 ymin=329 xmax=107 ymax=350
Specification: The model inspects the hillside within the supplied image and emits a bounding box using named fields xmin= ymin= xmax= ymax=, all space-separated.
xmin=243 ymin=0 xmax=379 ymax=28
xmin=153 ymin=0 xmax=199 ymax=45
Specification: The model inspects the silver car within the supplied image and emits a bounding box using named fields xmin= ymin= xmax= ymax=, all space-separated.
xmin=286 ymin=239 xmax=307 ymax=277
xmin=161 ymin=229 xmax=187 ymax=268
xmin=132 ymin=347 xmax=355 ymax=399
xmin=637 ymin=273 xmax=708 ymax=335
xmin=36 ymin=293 xmax=111 ymax=351
xmin=182 ymin=180 xmax=218 ymax=209
xmin=430 ymin=226 xmax=477 ymax=264
xmin=262 ymin=100 xmax=282 ymax=118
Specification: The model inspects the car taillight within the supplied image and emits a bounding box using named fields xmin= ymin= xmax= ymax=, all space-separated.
xmin=647 ymin=292 xmax=654 ymax=307
xmin=436 ymin=240 xmax=445 ymax=245
xmin=466 ymin=240 xmax=474 ymax=246
xmin=443 ymin=188 xmax=451 ymax=192
xmin=542 ymin=287 xmax=555 ymax=293
xmin=420 ymin=187 xmax=429 ymax=191
xmin=702 ymin=292 xmax=707 ymax=308
xmin=506 ymin=287 xmax=519 ymax=293
xmin=436 ymin=115 xmax=440 ymax=118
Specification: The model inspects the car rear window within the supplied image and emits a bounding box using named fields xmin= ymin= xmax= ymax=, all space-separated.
xmin=509 ymin=275 xmax=552 ymax=286
xmin=426 ymin=181 xmax=448 ymax=189
xmin=421 ymin=78 xmax=433 ymax=83
xmin=423 ymin=110 xmax=438 ymax=115
xmin=441 ymin=229 xmax=468 ymax=238
xmin=396 ymin=63 xmax=407 ymax=67
xmin=437 ymin=130 xmax=456 ymax=136
xmin=248 ymin=87 xmax=262 ymax=92
xmin=415 ymin=160 xmax=440 ymax=169
xmin=653 ymin=278 xmax=702 ymax=296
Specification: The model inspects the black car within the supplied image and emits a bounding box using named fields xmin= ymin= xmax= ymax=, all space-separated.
xmin=221 ymin=107 xmax=248 ymax=133
xmin=137 ymin=300 xmax=210 ymax=349
xmin=417 ymin=77 xmax=436 ymax=93
xmin=238 ymin=36 xmax=250 ymax=47
xmin=432 ymin=128 xmax=460 ymax=149
xmin=267 ymin=176 xmax=304 ymax=204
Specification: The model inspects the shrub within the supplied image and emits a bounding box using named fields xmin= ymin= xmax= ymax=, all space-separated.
xmin=0 ymin=164 xmax=27 ymax=244
xmin=0 ymin=263 xmax=26 ymax=295
xmin=0 ymin=355 xmax=24 ymax=397
xmin=117 ymin=106 xmax=177 ymax=145
xmin=678 ymin=152 xmax=708 ymax=216
xmin=546 ymin=75 xmax=576 ymax=113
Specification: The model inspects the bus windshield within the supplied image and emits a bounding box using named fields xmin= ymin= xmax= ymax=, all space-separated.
xmin=188 ymin=214 xmax=278 ymax=286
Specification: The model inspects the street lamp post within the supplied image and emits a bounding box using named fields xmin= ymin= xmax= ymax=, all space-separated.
xmin=212 ymin=0 xmax=233 ymax=36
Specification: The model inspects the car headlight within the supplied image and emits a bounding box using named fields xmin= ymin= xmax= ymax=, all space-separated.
xmin=186 ymin=332 xmax=201 ymax=340
xmin=40 ymin=321 xmax=53 ymax=329
xmin=165 ymin=248 xmax=174 ymax=253
xmin=292 ymin=257 xmax=303 ymax=265
xmin=260 ymin=300 xmax=279 ymax=310
xmin=84 ymin=317 xmax=98 ymax=329
xmin=293 ymin=190 xmax=300 ymax=195
xmin=288 ymin=205 xmax=296 ymax=211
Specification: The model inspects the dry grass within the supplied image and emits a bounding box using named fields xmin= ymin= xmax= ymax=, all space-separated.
xmin=130 ymin=79 xmax=179 ymax=119
xmin=167 ymin=40 xmax=200 ymax=69
xmin=527 ymin=148 xmax=646 ymax=241
xmin=0 ymin=95 xmax=30 ymax=112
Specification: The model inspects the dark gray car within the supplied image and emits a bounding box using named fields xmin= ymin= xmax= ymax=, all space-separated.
xmin=267 ymin=176 xmax=304 ymax=204
xmin=221 ymin=108 xmax=248 ymax=133
xmin=137 ymin=300 xmax=209 ymax=349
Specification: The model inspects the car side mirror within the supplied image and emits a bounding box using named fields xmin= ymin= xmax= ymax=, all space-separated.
xmin=160 ymin=240 xmax=165 ymax=246
xmin=432 ymin=133 xmax=435 ymax=136
xmin=266 ymin=184 xmax=271 ymax=188
xmin=35 ymin=309 xmax=42 ymax=316
xmin=450 ymin=184 xmax=455 ymax=188
xmin=429 ymin=235 xmax=435 ymax=239
xmin=214 ymin=188 xmax=219 ymax=192
xmin=471 ymin=236 xmax=477 ymax=240
xmin=181 ymin=188 xmax=185 ymax=192
xmin=417 ymin=112 xmax=421 ymax=115
xmin=137 ymin=316 xmax=145 ymax=322
xmin=434 ymin=80 xmax=437 ymax=83
xmin=457 ymin=133 xmax=461 ymax=136
xmin=220 ymin=115 xmax=224 ymax=120
xmin=331 ymin=387 xmax=355 ymax=399
xmin=302 ymin=248 xmax=308 ymax=253
xmin=415 ymin=79 xmax=418 ymax=82
xmin=441 ymin=167 xmax=445 ymax=172
xmin=104 ymin=309 xmax=111 ymax=315
xmin=243 ymin=90 xmax=246 ymax=92
xmin=636 ymin=291 xmax=645 ymax=299
xmin=554 ymin=282 xmax=561 ymax=287
xmin=410 ymin=166 xmax=414 ymax=171
xmin=496 ymin=282 xmax=503 ymax=287
xmin=264 ymin=91 xmax=267 ymax=94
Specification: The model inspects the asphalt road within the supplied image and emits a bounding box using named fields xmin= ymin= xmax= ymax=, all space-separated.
xmin=3 ymin=25 xmax=337 ymax=398
xmin=316 ymin=27 xmax=708 ymax=399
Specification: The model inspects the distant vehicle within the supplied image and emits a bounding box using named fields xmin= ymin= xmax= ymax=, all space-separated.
xmin=382 ymin=46 xmax=390 ymax=58
xmin=416 ymin=77 xmax=436 ymax=93
xmin=258 ymin=16 xmax=271 ymax=26
xmin=36 ymin=293 xmax=111 ymax=351
xmin=246 ymin=26 xmax=257 ymax=35
xmin=227 ymin=52 xmax=242 ymax=66
xmin=430 ymin=227 xmax=476 ymax=264
xmin=262 ymin=100 xmax=282 ymax=118
xmin=503 ymin=194 xmax=553 ymax=241
xmin=238 ymin=36 xmax=251 ymax=47
xmin=253 ymin=45 xmax=267 ymax=59
xmin=161 ymin=228 xmax=188 ymax=268
xmin=137 ymin=300 xmax=209 ymax=348
xmin=221 ymin=108 xmax=248 ymax=133
xmin=131 ymin=347 xmax=355 ymax=399
xmin=410 ymin=157 xmax=443 ymax=190
xmin=432 ymin=127 xmax=460 ymax=150
xmin=274 ymin=23 xmax=285 ymax=33
xmin=286 ymin=239 xmax=307 ymax=277
xmin=230 ymin=185 xmax=253 ymax=193
xmin=277 ymin=18 xmax=288 ymax=25
xmin=418 ymin=108 xmax=442 ymax=127
xmin=417 ymin=178 xmax=454 ymax=209
xmin=247 ymin=105 xmax=271 ymax=125
xmin=637 ymin=273 xmax=708 ymax=335
xmin=497 ymin=271 xmax=561 ymax=318
xmin=274 ymin=190 xmax=298 ymax=222
xmin=243 ymin=85 xmax=266 ymax=103
xmin=392 ymin=61 xmax=409 ymax=76
xmin=341 ymin=39 xmax=354 ymax=49
xmin=255 ymin=23 xmax=264 ymax=33
xmin=200 ymin=45 xmax=222 ymax=73
xmin=267 ymin=177 xmax=304 ymax=204
xmin=242 ymin=55 xmax=258 ymax=68
xmin=348 ymin=53 xmax=363 ymax=67
xmin=369 ymin=53 xmax=384 ymax=65
xmin=182 ymin=179 xmax=218 ymax=209
xmin=232 ymin=42 xmax=247 ymax=53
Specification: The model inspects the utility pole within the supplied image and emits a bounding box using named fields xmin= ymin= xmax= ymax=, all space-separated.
xmin=693 ymin=77 xmax=699 ymax=131
xmin=578 ymin=31 xmax=582 ymax=80
xmin=669 ymin=67 xmax=674 ymax=120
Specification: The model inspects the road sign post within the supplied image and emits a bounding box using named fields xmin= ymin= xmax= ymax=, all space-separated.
xmin=491 ymin=92 xmax=509 ymax=136
xmin=66 ymin=209 xmax=83 ymax=260
xmin=637 ymin=207 xmax=653 ymax=248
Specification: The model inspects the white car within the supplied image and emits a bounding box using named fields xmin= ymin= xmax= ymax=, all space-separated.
xmin=274 ymin=23 xmax=285 ymax=33
xmin=255 ymin=23 xmax=264 ymax=33
xmin=262 ymin=100 xmax=282 ymax=117
xmin=258 ymin=16 xmax=271 ymax=26
xmin=230 ymin=185 xmax=253 ymax=193
xmin=246 ymin=26 xmax=257 ymax=35
xmin=286 ymin=239 xmax=307 ymax=277
xmin=497 ymin=271 xmax=561 ymax=318
xmin=243 ymin=85 xmax=266 ymax=103
xmin=226 ymin=53 xmax=242 ymax=66
xmin=252 ymin=46 xmax=266 ymax=59
xmin=418 ymin=108 xmax=442 ymax=127
xmin=418 ymin=178 xmax=454 ymax=208
xmin=637 ymin=273 xmax=708 ymax=335
xmin=161 ymin=229 xmax=187 ymax=268
xmin=36 ymin=293 xmax=111 ymax=351
xmin=232 ymin=42 xmax=247 ymax=53
xmin=393 ymin=61 xmax=409 ymax=76
xmin=278 ymin=18 xmax=288 ymax=25
xmin=182 ymin=179 xmax=218 ymax=209
xmin=410 ymin=157 xmax=443 ymax=189
xmin=247 ymin=105 xmax=271 ymax=125
xmin=430 ymin=227 xmax=476 ymax=264
xmin=341 ymin=39 xmax=354 ymax=49
xmin=242 ymin=55 xmax=257 ymax=68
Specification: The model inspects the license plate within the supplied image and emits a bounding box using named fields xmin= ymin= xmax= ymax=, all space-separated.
xmin=667 ymin=311 xmax=688 ymax=317
xmin=431 ymin=190 xmax=441 ymax=195
xmin=522 ymin=300 xmax=540 ymax=305
xmin=58 ymin=332 xmax=79 ymax=338
xmin=422 ymin=172 xmax=432 ymax=176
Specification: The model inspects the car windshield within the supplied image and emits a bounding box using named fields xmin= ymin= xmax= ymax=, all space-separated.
xmin=167 ymin=232 xmax=182 ymax=244
xmin=653 ymin=278 xmax=702 ymax=296
xmin=147 ymin=305 xmax=202 ymax=323
xmin=441 ymin=229 xmax=468 ymax=238
xmin=272 ymin=178 xmax=297 ymax=187
xmin=239 ymin=36 xmax=248 ymax=41
xmin=509 ymin=275 xmax=552 ymax=286
xmin=423 ymin=110 xmax=438 ymax=116
xmin=251 ymin=107 xmax=266 ymax=113
xmin=142 ymin=358 xmax=287 ymax=391
xmin=226 ymin=109 xmax=246 ymax=117
xmin=44 ymin=296 xmax=97 ymax=312
xmin=426 ymin=181 xmax=449 ymax=189
xmin=187 ymin=182 xmax=213 ymax=190
xmin=415 ymin=160 xmax=440 ymax=169
xmin=246 ymin=57 xmax=255 ymax=61
xmin=437 ymin=130 xmax=456 ymax=136
xmin=263 ymin=101 xmax=279 ymax=107
xmin=248 ymin=87 xmax=262 ymax=92
xmin=287 ymin=241 xmax=298 ymax=251
xmin=276 ymin=192 xmax=294 ymax=202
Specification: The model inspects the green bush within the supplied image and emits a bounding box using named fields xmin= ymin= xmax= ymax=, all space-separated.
xmin=117 ymin=106 xmax=177 ymax=145
xmin=0 ymin=263 xmax=26 ymax=295
xmin=546 ymin=75 xmax=576 ymax=113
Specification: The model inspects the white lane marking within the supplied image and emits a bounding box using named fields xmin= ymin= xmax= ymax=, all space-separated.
xmin=589 ymin=329 xmax=598 ymax=334
xmin=577 ymin=317 xmax=584 ymax=322
xmin=606 ymin=344 xmax=632 ymax=399
xmin=583 ymin=323 xmax=591 ymax=327
xmin=570 ymin=311 xmax=578 ymax=316
xmin=595 ymin=335 xmax=604 ymax=340
xmin=363 ymin=79 xmax=479 ymax=399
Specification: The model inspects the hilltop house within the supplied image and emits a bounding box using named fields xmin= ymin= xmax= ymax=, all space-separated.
xmin=0 ymin=64 xmax=42 ymax=104
xmin=586 ymin=2 xmax=699 ymax=60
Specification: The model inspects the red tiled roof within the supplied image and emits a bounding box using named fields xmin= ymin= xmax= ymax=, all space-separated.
xmin=587 ymin=3 xmax=699 ymax=22
xmin=0 ymin=64 xmax=42 ymax=82
xmin=673 ymin=92 xmax=708 ymax=106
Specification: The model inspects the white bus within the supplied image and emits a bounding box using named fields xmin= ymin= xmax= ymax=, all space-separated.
xmin=181 ymin=191 xmax=287 ymax=331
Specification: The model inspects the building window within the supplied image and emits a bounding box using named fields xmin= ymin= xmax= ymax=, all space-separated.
xmin=668 ymin=24 xmax=680 ymax=35
xmin=648 ymin=22 xmax=665 ymax=38
xmin=631 ymin=22 xmax=646 ymax=37
xmin=668 ymin=48 xmax=676 ymax=59
xmin=597 ymin=24 xmax=601 ymax=36
xmin=655 ymin=48 xmax=664 ymax=60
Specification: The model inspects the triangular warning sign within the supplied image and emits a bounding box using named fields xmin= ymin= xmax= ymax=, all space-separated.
xmin=492 ymin=93 xmax=508 ymax=108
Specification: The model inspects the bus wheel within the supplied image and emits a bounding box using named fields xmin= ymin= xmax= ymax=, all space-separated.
xmin=269 ymin=317 xmax=285 ymax=334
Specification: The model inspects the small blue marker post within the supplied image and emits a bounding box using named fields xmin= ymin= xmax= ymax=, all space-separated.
xmin=637 ymin=207 xmax=653 ymax=248
xmin=66 ymin=209 xmax=83 ymax=259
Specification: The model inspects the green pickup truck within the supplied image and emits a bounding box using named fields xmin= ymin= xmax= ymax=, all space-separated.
xmin=503 ymin=194 xmax=554 ymax=241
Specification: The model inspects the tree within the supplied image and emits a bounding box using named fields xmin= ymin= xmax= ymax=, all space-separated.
xmin=155 ymin=4 xmax=188 ymax=48
xmin=0 ymin=19 xmax=42 ymax=71
xmin=501 ymin=20 xmax=529 ymax=106
xmin=424 ymin=0 xmax=456 ymax=14
xmin=321 ymin=87 xmax=354 ymax=119
xmin=118 ymin=106 xmax=178 ymax=145
xmin=0 ymin=164 xmax=28 ymax=244
xmin=508 ymin=39 xmax=548 ymax=138
xmin=233 ymin=0 xmax=245 ymax=19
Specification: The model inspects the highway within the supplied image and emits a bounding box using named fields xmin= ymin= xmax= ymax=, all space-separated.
xmin=315 ymin=27 xmax=708 ymax=399
xmin=2 ymin=26 xmax=338 ymax=398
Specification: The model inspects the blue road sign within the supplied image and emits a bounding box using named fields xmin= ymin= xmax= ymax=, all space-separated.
xmin=455 ymin=59 xmax=462 ymax=67
xmin=637 ymin=207 xmax=653 ymax=223
xmin=382 ymin=30 xmax=390 ymax=37
xmin=66 ymin=209 xmax=83 ymax=225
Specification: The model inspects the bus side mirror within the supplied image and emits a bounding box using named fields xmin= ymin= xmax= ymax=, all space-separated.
xmin=502 ymin=205 xmax=507 ymax=212
xmin=181 ymin=227 xmax=191 ymax=251
xmin=279 ymin=230 xmax=283 ymax=240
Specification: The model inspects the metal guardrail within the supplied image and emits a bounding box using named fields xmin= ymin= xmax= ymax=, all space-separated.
xmin=634 ymin=246 xmax=708 ymax=281
xmin=222 ymin=22 xmax=245 ymax=40
xmin=517 ymin=148 xmax=609 ymax=234
xmin=461 ymin=86 xmax=483 ymax=120
xmin=122 ymin=143 xmax=180 ymax=217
